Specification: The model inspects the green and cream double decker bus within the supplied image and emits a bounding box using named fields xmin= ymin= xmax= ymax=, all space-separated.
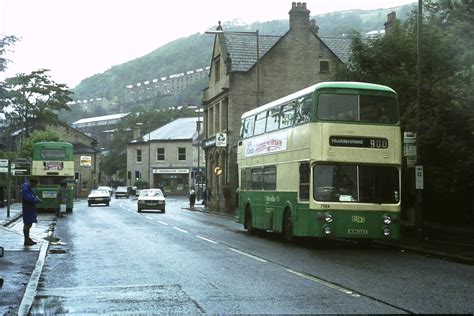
xmin=32 ymin=142 xmax=75 ymax=212
xmin=237 ymin=82 xmax=401 ymax=242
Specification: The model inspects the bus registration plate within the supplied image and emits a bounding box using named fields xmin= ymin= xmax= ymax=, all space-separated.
xmin=42 ymin=191 xmax=57 ymax=198
xmin=352 ymin=215 xmax=366 ymax=223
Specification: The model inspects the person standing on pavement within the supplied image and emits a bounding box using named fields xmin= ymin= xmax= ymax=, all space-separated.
xmin=21 ymin=178 xmax=41 ymax=246
xmin=189 ymin=186 xmax=196 ymax=209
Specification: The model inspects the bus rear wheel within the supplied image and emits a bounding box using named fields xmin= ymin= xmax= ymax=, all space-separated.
xmin=244 ymin=206 xmax=255 ymax=235
xmin=283 ymin=209 xmax=294 ymax=242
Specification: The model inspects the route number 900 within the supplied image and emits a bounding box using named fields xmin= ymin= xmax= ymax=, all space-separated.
xmin=370 ymin=139 xmax=388 ymax=149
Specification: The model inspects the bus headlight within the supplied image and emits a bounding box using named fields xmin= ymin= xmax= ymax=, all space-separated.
xmin=383 ymin=227 xmax=391 ymax=237
xmin=383 ymin=215 xmax=392 ymax=225
xmin=323 ymin=225 xmax=332 ymax=235
xmin=325 ymin=213 xmax=333 ymax=223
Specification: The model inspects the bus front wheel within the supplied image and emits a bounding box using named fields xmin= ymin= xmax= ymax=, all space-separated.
xmin=283 ymin=209 xmax=294 ymax=242
xmin=244 ymin=206 xmax=255 ymax=235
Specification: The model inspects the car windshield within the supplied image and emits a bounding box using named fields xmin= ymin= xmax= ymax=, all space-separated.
xmin=116 ymin=187 xmax=128 ymax=192
xmin=140 ymin=190 xmax=163 ymax=197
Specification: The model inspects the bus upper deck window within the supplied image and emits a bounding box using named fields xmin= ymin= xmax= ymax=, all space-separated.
xmin=359 ymin=95 xmax=398 ymax=124
xmin=280 ymin=103 xmax=295 ymax=128
xmin=242 ymin=116 xmax=255 ymax=138
xmin=295 ymin=96 xmax=312 ymax=125
xmin=317 ymin=94 xmax=358 ymax=121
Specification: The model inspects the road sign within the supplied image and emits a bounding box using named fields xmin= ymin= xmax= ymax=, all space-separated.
xmin=216 ymin=133 xmax=227 ymax=147
xmin=415 ymin=165 xmax=424 ymax=190
xmin=80 ymin=156 xmax=92 ymax=167
xmin=213 ymin=166 xmax=223 ymax=176
xmin=0 ymin=159 xmax=8 ymax=173
xmin=12 ymin=162 xmax=31 ymax=176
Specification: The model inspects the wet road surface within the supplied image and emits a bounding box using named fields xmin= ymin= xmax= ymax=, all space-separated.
xmin=30 ymin=196 xmax=474 ymax=314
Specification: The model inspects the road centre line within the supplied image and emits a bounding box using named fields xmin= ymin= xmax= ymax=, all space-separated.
xmin=286 ymin=268 xmax=360 ymax=298
xmin=195 ymin=235 xmax=218 ymax=244
xmin=228 ymin=247 xmax=268 ymax=263
xmin=157 ymin=220 xmax=169 ymax=226
xmin=173 ymin=227 xmax=189 ymax=233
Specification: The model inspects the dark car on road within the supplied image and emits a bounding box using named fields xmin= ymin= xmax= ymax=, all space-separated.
xmin=115 ymin=186 xmax=129 ymax=199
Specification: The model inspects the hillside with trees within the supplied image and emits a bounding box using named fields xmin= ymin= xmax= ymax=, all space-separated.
xmin=70 ymin=3 xmax=415 ymax=117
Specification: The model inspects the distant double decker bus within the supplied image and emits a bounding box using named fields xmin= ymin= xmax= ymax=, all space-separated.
xmin=32 ymin=142 xmax=75 ymax=212
xmin=237 ymin=82 xmax=401 ymax=242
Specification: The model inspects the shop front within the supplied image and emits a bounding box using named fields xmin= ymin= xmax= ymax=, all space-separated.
xmin=152 ymin=168 xmax=190 ymax=195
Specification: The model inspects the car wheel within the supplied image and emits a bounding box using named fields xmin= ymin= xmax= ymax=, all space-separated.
xmin=162 ymin=208 xmax=165 ymax=213
xmin=106 ymin=202 xmax=110 ymax=206
xmin=137 ymin=208 xmax=141 ymax=212
xmin=88 ymin=202 xmax=92 ymax=207
xmin=66 ymin=207 xmax=73 ymax=213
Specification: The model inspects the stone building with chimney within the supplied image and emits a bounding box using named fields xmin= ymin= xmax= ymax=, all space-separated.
xmin=202 ymin=2 xmax=351 ymax=211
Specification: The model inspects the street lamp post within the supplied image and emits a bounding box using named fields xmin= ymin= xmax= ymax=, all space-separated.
xmin=135 ymin=122 xmax=151 ymax=187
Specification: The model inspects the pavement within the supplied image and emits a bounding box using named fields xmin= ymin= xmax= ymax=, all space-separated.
xmin=1 ymin=200 xmax=472 ymax=314
xmin=0 ymin=204 xmax=50 ymax=315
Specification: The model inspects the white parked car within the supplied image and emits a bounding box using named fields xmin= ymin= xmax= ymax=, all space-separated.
xmin=88 ymin=189 xmax=111 ymax=206
xmin=137 ymin=189 xmax=166 ymax=213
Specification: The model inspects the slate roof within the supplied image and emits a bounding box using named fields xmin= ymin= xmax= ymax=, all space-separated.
xmin=222 ymin=32 xmax=352 ymax=72
xmin=223 ymin=33 xmax=281 ymax=72
xmin=320 ymin=37 xmax=352 ymax=64
xmin=73 ymin=143 xmax=97 ymax=154
xmin=131 ymin=117 xmax=202 ymax=143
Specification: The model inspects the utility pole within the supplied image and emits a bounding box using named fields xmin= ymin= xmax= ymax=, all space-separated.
xmin=415 ymin=0 xmax=424 ymax=238
xmin=6 ymin=160 xmax=11 ymax=218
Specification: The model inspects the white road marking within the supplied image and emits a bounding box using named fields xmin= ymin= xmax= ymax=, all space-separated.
xmin=173 ymin=227 xmax=188 ymax=233
xmin=228 ymin=248 xmax=267 ymax=263
xmin=157 ymin=221 xmax=169 ymax=226
xmin=145 ymin=216 xmax=154 ymax=220
xmin=286 ymin=268 xmax=360 ymax=298
xmin=195 ymin=235 xmax=218 ymax=244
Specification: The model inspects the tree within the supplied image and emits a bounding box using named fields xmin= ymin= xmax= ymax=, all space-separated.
xmin=19 ymin=128 xmax=62 ymax=159
xmin=0 ymin=35 xmax=18 ymax=73
xmin=335 ymin=6 xmax=474 ymax=224
xmin=0 ymin=69 xmax=73 ymax=137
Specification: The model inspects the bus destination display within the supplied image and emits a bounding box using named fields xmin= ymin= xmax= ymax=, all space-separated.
xmin=329 ymin=136 xmax=389 ymax=149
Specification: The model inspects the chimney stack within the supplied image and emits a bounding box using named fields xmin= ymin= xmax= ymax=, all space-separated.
xmin=289 ymin=2 xmax=310 ymax=32
xmin=309 ymin=19 xmax=319 ymax=35
xmin=133 ymin=127 xmax=141 ymax=140
xmin=384 ymin=12 xmax=397 ymax=32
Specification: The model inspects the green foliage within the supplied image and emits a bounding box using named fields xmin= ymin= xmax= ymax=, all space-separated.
xmin=0 ymin=35 xmax=18 ymax=73
xmin=335 ymin=4 xmax=474 ymax=224
xmin=134 ymin=179 xmax=149 ymax=190
xmin=19 ymin=128 xmax=62 ymax=159
xmin=0 ymin=69 xmax=73 ymax=136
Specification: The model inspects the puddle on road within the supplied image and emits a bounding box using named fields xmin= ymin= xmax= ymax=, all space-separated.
xmin=31 ymin=284 xmax=203 ymax=314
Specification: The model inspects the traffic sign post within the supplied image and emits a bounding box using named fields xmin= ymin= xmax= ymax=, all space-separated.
xmin=213 ymin=166 xmax=223 ymax=212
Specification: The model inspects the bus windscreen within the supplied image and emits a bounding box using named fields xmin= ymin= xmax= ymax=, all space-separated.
xmin=313 ymin=164 xmax=399 ymax=204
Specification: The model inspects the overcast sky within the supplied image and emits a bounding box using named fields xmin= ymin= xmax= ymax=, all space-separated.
xmin=0 ymin=0 xmax=415 ymax=88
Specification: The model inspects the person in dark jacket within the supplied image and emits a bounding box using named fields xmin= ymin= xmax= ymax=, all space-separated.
xmin=22 ymin=178 xmax=41 ymax=246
